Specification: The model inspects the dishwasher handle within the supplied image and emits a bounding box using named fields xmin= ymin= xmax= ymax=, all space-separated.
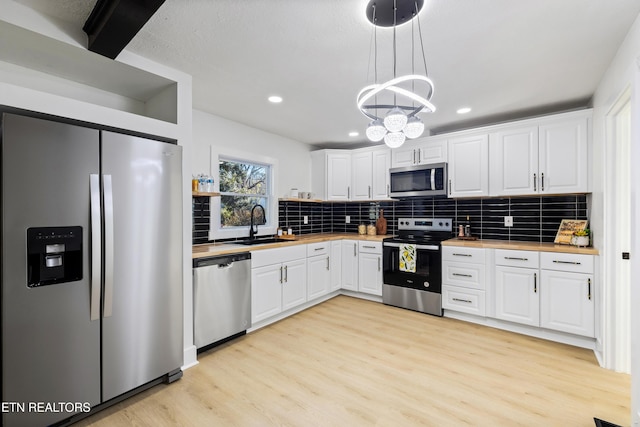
xmin=193 ymin=252 xmax=251 ymax=268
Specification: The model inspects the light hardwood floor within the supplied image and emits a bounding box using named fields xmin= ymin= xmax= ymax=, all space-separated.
xmin=78 ymin=296 xmax=630 ymax=426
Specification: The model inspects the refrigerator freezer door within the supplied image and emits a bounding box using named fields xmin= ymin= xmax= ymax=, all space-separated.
xmin=1 ymin=113 xmax=101 ymax=426
xmin=100 ymin=131 xmax=183 ymax=401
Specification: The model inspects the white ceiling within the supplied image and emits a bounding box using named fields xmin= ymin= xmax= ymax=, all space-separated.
xmin=12 ymin=0 xmax=640 ymax=148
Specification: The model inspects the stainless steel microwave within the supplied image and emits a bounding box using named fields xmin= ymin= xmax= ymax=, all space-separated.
xmin=389 ymin=162 xmax=447 ymax=197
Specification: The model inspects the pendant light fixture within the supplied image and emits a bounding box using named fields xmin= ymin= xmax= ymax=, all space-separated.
xmin=357 ymin=0 xmax=435 ymax=148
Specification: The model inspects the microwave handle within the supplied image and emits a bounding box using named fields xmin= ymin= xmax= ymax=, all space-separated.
xmin=431 ymin=169 xmax=436 ymax=191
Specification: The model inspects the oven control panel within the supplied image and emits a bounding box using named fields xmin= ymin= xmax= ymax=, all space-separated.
xmin=397 ymin=218 xmax=452 ymax=232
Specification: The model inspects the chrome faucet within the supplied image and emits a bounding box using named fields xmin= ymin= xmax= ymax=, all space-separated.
xmin=249 ymin=204 xmax=266 ymax=240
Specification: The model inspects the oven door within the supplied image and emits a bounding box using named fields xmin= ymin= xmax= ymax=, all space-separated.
xmin=382 ymin=242 xmax=442 ymax=294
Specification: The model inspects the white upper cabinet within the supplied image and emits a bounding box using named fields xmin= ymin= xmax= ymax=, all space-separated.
xmin=489 ymin=125 xmax=539 ymax=196
xmin=312 ymin=148 xmax=389 ymax=201
xmin=538 ymin=115 xmax=589 ymax=194
xmin=489 ymin=111 xmax=590 ymax=196
xmin=448 ymin=133 xmax=489 ymax=198
xmin=352 ymin=147 xmax=391 ymax=200
xmin=352 ymin=151 xmax=374 ymax=200
xmin=391 ymin=136 xmax=447 ymax=168
xmin=371 ymin=148 xmax=391 ymax=199
xmin=311 ymin=150 xmax=352 ymax=201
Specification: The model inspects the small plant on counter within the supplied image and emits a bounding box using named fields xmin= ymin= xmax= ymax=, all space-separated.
xmin=571 ymin=229 xmax=590 ymax=247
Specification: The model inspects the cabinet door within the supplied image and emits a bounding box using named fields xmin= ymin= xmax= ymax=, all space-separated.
xmin=489 ymin=125 xmax=539 ymax=196
xmin=307 ymin=255 xmax=330 ymax=300
xmin=327 ymin=153 xmax=352 ymax=200
xmin=495 ymin=266 xmax=539 ymax=327
xmin=351 ymin=151 xmax=373 ymax=200
xmin=372 ymin=148 xmax=391 ymax=199
xmin=330 ymin=240 xmax=342 ymax=292
xmin=358 ymin=252 xmax=382 ymax=296
xmin=448 ymin=133 xmax=489 ymax=197
xmin=391 ymin=143 xmax=419 ymax=167
xmin=282 ymin=258 xmax=307 ymax=311
xmin=251 ymin=264 xmax=283 ymax=323
xmin=418 ymin=137 xmax=447 ymax=164
xmin=341 ymin=240 xmax=359 ymax=291
xmin=539 ymin=117 xmax=588 ymax=194
xmin=540 ymin=270 xmax=594 ymax=337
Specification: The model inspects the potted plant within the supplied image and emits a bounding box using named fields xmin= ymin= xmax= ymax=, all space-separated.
xmin=571 ymin=229 xmax=590 ymax=247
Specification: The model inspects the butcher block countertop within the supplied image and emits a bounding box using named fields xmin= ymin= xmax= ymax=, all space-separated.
xmin=193 ymin=233 xmax=387 ymax=259
xmin=442 ymin=238 xmax=599 ymax=255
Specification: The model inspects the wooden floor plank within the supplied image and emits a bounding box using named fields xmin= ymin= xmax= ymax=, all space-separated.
xmin=77 ymin=296 xmax=630 ymax=426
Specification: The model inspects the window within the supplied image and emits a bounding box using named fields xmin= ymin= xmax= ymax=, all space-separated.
xmin=219 ymin=158 xmax=271 ymax=229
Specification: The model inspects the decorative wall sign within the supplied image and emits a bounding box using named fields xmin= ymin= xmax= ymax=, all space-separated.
xmin=554 ymin=219 xmax=588 ymax=244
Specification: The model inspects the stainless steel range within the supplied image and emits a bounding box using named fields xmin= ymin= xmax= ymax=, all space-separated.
xmin=382 ymin=218 xmax=453 ymax=316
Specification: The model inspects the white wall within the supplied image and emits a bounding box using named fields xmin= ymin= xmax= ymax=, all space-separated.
xmin=192 ymin=109 xmax=312 ymax=197
xmin=591 ymin=10 xmax=640 ymax=424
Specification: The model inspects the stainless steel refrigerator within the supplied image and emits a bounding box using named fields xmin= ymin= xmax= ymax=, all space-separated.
xmin=1 ymin=112 xmax=183 ymax=426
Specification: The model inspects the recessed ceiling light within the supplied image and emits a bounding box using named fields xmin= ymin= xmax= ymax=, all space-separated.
xmin=349 ymin=131 xmax=359 ymax=137
xmin=457 ymin=107 xmax=472 ymax=114
xmin=268 ymin=95 xmax=283 ymax=103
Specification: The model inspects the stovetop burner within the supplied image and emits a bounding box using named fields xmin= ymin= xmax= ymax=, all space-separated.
xmin=386 ymin=217 xmax=453 ymax=244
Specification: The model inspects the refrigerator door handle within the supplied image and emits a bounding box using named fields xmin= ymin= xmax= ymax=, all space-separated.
xmin=90 ymin=174 xmax=102 ymax=321
xmin=103 ymin=174 xmax=115 ymax=318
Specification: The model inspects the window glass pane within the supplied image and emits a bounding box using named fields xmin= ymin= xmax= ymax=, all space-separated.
xmin=221 ymin=196 xmax=267 ymax=228
xmin=219 ymin=158 xmax=271 ymax=230
xmin=219 ymin=159 xmax=268 ymax=195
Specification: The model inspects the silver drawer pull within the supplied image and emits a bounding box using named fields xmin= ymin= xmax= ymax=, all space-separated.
xmin=453 ymin=298 xmax=472 ymax=304
xmin=553 ymin=260 xmax=581 ymax=265
xmin=453 ymin=273 xmax=473 ymax=278
xmin=453 ymin=253 xmax=472 ymax=257
xmin=363 ymin=245 xmax=376 ymax=249
xmin=314 ymin=247 xmax=325 ymax=251
xmin=504 ymin=256 xmax=528 ymax=261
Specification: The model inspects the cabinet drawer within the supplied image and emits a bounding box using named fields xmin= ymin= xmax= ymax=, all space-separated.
xmin=359 ymin=241 xmax=382 ymax=254
xmin=442 ymin=246 xmax=485 ymax=263
xmin=443 ymin=262 xmax=485 ymax=290
xmin=307 ymin=241 xmax=329 ymax=257
xmin=251 ymin=245 xmax=306 ymax=268
xmin=540 ymin=252 xmax=593 ymax=274
xmin=495 ymin=249 xmax=539 ymax=268
xmin=443 ymin=286 xmax=486 ymax=316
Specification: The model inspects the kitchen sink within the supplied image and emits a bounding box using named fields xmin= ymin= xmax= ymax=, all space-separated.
xmin=236 ymin=238 xmax=280 ymax=246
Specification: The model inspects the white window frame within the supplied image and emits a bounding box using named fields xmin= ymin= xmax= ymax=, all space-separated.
xmin=209 ymin=148 xmax=278 ymax=240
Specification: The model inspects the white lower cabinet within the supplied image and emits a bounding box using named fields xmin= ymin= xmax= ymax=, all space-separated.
xmin=307 ymin=242 xmax=331 ymax=300
xmin=491 ymin=249 xmax=595 ymax=338
xmin=495 ymin=265 xmax=539 ymax=327
xmin=358 ymin=242 xmax=382 ymax=296
xmin=442 ymin=246 xmax=486 ymax=315
xmin=341 ymin=240 xmax=359 ymax=291
xmin=330 ymin=240 xmax=342 ymax=292
xmin=251 ymin=246 xmax=307 ymax=324
xmin=540 ymin=265 xmax=594 ymax=338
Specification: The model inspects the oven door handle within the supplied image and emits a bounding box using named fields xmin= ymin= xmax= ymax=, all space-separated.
xmin=383 ymin=242 xmax=440 ymax=251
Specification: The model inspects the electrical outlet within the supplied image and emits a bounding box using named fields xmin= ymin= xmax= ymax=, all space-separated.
xmin=346 ymin=215 xmax=351 ymax=224
xmin=303 ymin=216 xmax=308 ymax=225
xmin=504 ymin=216 xmax=513 ymax=227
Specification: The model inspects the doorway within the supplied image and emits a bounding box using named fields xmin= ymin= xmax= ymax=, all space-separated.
xmin=604 ymin=89 xmax=631 ymax=372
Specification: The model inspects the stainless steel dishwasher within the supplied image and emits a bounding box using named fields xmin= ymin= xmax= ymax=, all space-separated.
xmin=193 ymin=252 xmax=251 ymax=350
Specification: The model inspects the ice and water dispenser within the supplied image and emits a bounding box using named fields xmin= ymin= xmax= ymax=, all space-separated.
xmin=27 ymin=226 xmax=82 ymax=287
